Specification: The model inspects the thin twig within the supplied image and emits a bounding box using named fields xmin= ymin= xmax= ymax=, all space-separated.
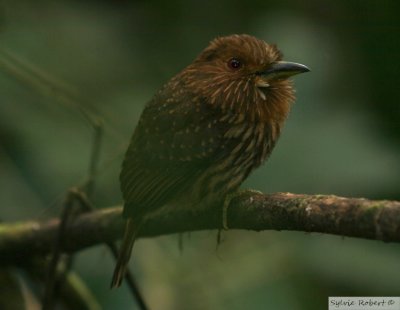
xmin=0 ymin=47 xmax=124 ymax=141
xmin=42 ymin=193 xmax=75 ymax=310
xmin=84 ymin=120 xmax=103 ymax=198
xmin=71 ymin=190 xmax=149 ymax=310
xmin=26 ymin=258 xmax=101 ymax=310
xmin=43 ymin=189 xmax=95 ymax=309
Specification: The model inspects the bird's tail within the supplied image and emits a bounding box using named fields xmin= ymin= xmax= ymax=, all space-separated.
xmin=110 ymin=218 xmax=139 ymax=288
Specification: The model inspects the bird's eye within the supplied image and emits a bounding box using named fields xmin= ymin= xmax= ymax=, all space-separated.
xmin=228 ymin=58 xmax=242 ymax=70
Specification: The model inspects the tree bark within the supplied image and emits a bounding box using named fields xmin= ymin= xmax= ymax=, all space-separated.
xmin=1 ymin=191 xmax=399 ymax=264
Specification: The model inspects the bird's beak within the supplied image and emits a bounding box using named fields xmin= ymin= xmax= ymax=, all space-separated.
xmin=259 ymin=61 xmax=310 ymax=81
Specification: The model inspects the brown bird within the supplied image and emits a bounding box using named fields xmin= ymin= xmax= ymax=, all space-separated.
xmin=111 ymin=34 xmax=309 ymax=288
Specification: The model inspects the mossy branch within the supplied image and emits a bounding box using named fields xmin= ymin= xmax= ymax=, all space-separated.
xmin=1 ymin=191 xmax=399 ymax=264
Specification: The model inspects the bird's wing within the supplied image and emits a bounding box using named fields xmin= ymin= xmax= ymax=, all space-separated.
xmin=120 ymin=94 xmax=224 ymax=218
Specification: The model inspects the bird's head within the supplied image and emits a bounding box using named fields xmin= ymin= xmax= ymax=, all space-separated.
xmin=183 ymin=34 xmax=309 ymax=123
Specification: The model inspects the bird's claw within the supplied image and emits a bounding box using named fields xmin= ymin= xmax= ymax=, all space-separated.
xmin=222 ymin=189 xmax=263 ymax=230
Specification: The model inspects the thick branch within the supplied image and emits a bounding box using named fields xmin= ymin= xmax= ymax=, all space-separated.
xmin=1 ymin=191 xmax=399 ymax=264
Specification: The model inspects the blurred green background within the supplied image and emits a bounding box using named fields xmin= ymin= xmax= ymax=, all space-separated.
xmin=1 ymin=0 xmax=399 ymax=309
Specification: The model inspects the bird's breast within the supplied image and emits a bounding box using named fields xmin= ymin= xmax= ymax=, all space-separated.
xmin=191 ymin=119 xmax=279 ymax=205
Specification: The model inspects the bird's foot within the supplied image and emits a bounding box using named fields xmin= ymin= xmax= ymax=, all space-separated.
xmin=222 ymin=189 xmax=263 ymax=230
xmin=239 ymin=189 xmax=263 ymax=196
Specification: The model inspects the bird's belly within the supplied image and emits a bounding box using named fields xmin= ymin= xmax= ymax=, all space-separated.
xmin=190 ymin=122 xmax=274 ymax=207
xmin=146 ymin=122 xmax=276 ymax=217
